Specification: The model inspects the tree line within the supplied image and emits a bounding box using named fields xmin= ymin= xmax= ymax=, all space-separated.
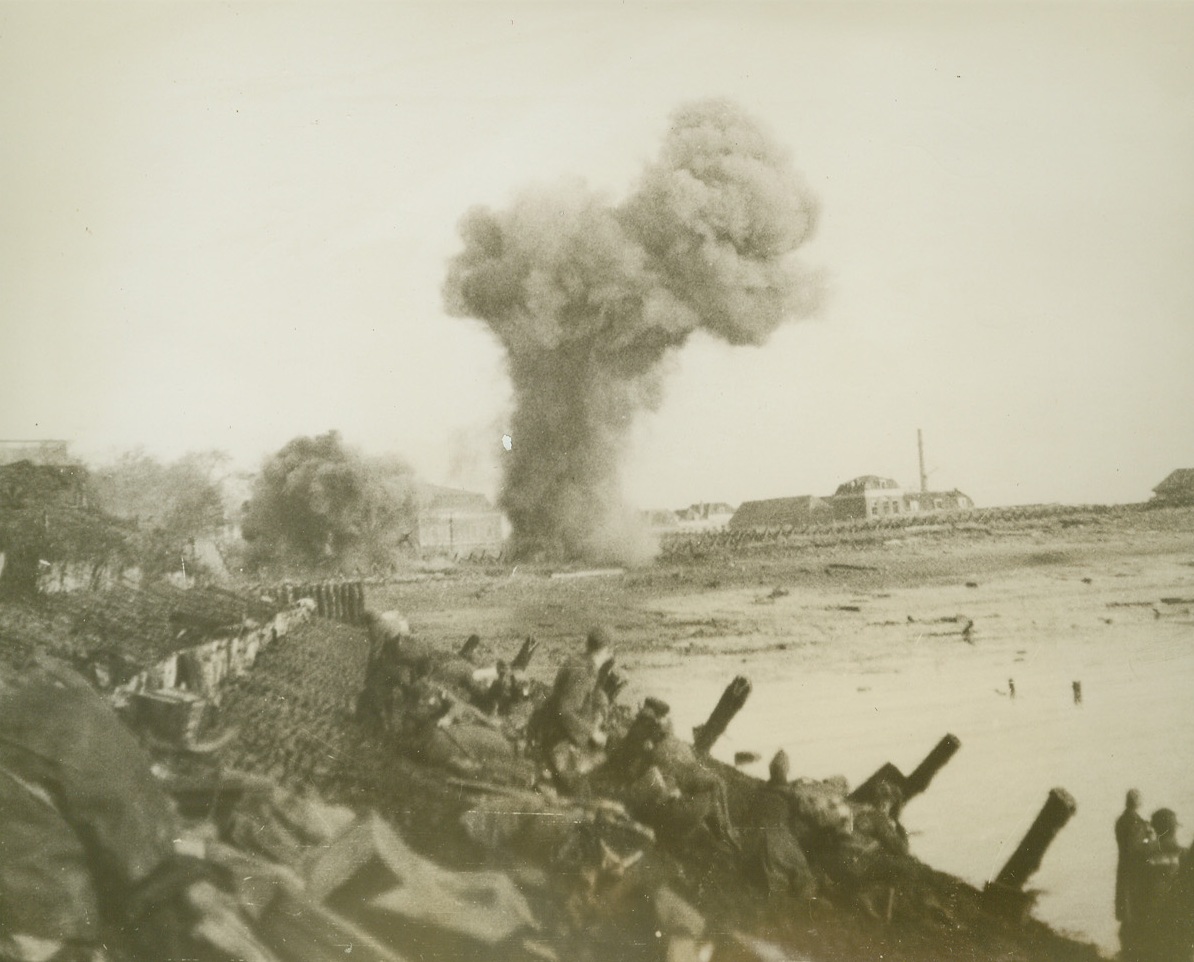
xmin=0 ymin=431 xmax=421 ymax=598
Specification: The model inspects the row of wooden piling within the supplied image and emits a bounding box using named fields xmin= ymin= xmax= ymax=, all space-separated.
xmin=278 ymin=581 xmax=367 ymax=626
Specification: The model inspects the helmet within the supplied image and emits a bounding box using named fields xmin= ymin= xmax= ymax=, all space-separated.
xmin=586 ymin=626 xmax=615 ymax=653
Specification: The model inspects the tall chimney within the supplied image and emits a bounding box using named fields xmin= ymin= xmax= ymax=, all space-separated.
xmin=918 ymin=429 xmax=928 ymax=494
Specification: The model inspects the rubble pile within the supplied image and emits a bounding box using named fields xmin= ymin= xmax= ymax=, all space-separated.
xmin=214 ymin=618 xmax=367 ymax=793
xmin=0 ymin=583 xmax=278 ymax=674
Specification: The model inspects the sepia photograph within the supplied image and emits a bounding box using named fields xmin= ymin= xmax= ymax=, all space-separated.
xmin=1 ymin=3 xmax=1193 ymax=961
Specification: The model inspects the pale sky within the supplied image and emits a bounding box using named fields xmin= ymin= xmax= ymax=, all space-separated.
xmin=3 ymin=2 xmax=1193 ymax=510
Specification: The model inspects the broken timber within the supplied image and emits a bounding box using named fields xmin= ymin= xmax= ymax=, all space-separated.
xmin=692 ymin=676 xmax=752 ymax=756
xmin=984 ymin=787 xmax=1077 ymax=921
xmin=850 ymin=734 xmax=961 ymax=812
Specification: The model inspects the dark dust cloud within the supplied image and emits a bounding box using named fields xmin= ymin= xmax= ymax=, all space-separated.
xmin=444 ymin=99 xmax=821 ymax=563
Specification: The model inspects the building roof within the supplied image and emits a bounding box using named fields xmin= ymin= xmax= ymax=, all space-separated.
xmin=834 ymin=476 xmax=901 ymax=496
xmin=1154 ymin=469 xmax=1194 ymax=495
xmin=907 ymin=489 xmax=974 ymax=509
xmin=677 ymin=502 xmax=736 ymax=520
xmin=729 ymin=496 xmax=826 ymax=529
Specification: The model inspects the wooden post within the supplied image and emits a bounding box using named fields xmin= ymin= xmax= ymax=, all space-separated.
xmin=995 ymin=788 xmax=1077 ymax=889
xmin=332 ymin=583 xmax=343 ymax=622
xmin=315 ymin=583 xmax=327 ymax=618
xmin=459 ymin=634 xmax=481 ymax=660
xmin=355 ymin=582 xmax=366 ymax=625
xmin=692 ymin=676 xmax=752 ymax=756
xmin=850 ymin=734 xmax=961 ymax=812
xmin=905 ymin=733 xmax=962 ymax=799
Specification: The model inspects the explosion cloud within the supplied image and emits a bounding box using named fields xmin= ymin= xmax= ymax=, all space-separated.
xmin=443 ymin=99 xmax=820 ymax=562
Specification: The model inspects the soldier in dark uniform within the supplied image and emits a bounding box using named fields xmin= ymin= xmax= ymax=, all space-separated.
xmin=532 ymin=627 xmax=616 ymax=784
xmin=1137 ymin=808 xmax=1184 ymax=962
xmin=1117 ymin=789 xmax=1151 ymax=935
xmin=739 ymin=750 xmax=816 ymax=899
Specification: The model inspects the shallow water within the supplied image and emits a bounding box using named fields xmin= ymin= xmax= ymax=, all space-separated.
xmin=627 ymin=575 xmax=1194 ymax=956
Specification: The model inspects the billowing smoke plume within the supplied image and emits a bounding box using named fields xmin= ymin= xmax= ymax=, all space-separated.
xmin=444 ymin=99 xmax=820 ymax=562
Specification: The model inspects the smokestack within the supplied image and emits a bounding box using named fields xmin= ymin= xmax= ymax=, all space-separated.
xmin=918 ymin=428 xmax=928 ymax=494
xmin=444 ymin=100 xmax=821 ymax=562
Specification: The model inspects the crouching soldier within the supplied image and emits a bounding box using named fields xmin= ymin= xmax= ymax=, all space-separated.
xmin=739 ymin=750 xmax=817 ymax=901
xmin=530 ymin=627 xmax=618 ymax=788
xmin=356 ymin=610 xmax=414 ymax=728
xmin=398 ymin=678 xmax=535 ymax=785
xmin=612 ymin=700 xmax=740 ymax=854
xmin=808 ymin=778 xmax=911 ymax=923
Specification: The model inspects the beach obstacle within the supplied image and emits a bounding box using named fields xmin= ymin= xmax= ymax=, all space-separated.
xmin=850 ymin=734 xmax=962 ymax=813
xmin=984 ymin=787 xmax=1078 ymax=921
xmin=692 ymin=676 xmax=752 ymax=756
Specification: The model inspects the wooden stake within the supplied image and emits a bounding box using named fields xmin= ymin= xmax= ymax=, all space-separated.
xmin=692 ymin=676 xmax=752 ymax=756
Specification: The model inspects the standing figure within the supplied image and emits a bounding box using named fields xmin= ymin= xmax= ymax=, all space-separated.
xmin=1137 ymin=808 xmax=1184 ymax=962
xmin=1117 ymin=790 xmax=1151 ymax=929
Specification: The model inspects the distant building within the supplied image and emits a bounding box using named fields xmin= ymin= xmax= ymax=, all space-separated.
xmin=0 ymin=439 xmax=73 ymax=467
xmin=415 ymin=485 xmax=504 ymax=558
xmin=1151 ymin=469 xmax=1194 ymax=507
xmin=830 ymin=475 xmax=906 ymax=521
xmin=904 ymin=489 xmax=974 ymax=514
xmin=675 ymin=502 xmax=736 ymax=531
xmin=729 ymin=471 xmax=974 ymax=532
xmin=729 ymin=496 xmax=830 ymax=530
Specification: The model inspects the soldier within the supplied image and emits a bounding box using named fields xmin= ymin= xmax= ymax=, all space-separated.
xmin=739 ymin=750 xmax=816 ymax=899
xmin=356 ymin=610 xmax=413 ymax=727
xmin=626 ymin=710 xmax=740 ymax=854
xmin=533 ymin=627 xmax=617 ymax=785
xmin=1136 ymin=809 xmax=1184 ymax=962
xmin=1117 ymin=790 xmax=1150 ymax=931
xmin=398 ymin=678 xmax=535 ymax=785
xmin=1171 ymin=839 xmax=1194 ymax=962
